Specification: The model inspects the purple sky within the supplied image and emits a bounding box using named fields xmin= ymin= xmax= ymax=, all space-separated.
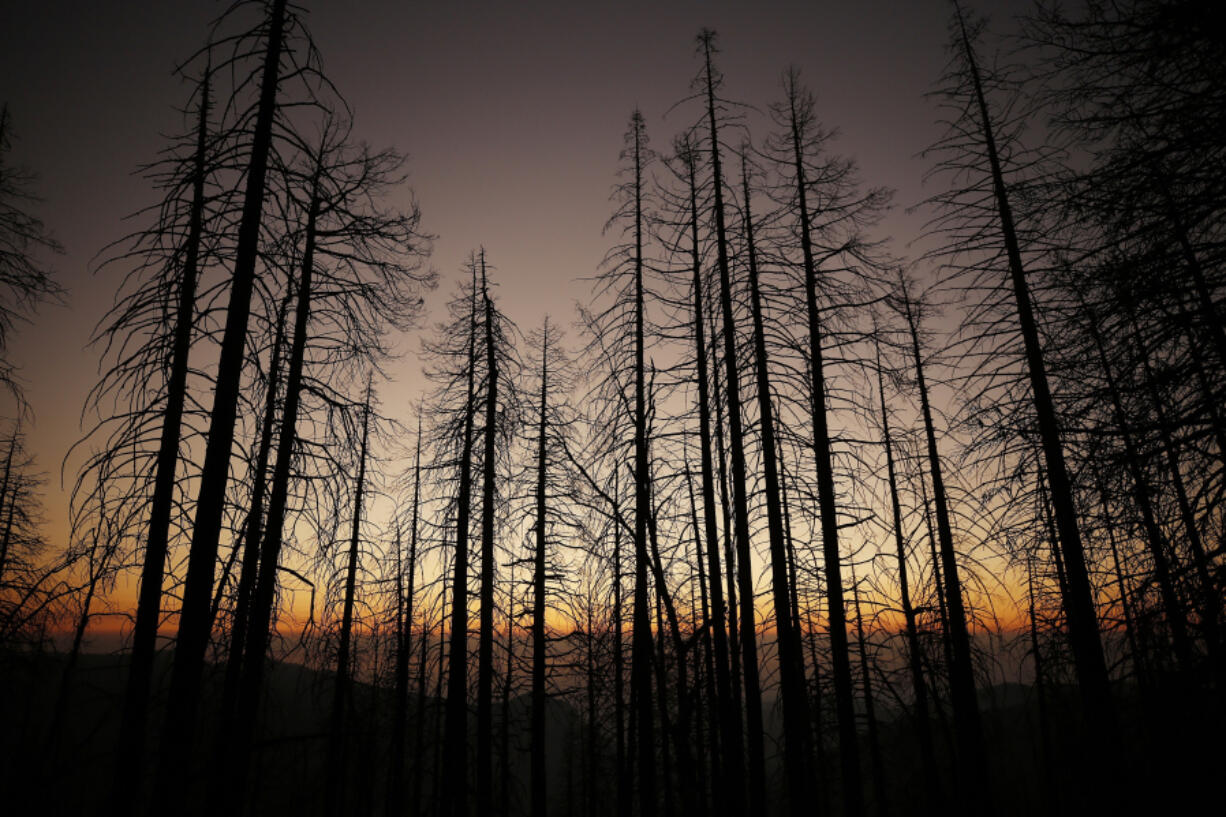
xmin=1 ymin=0 xmax=1028 ymax=547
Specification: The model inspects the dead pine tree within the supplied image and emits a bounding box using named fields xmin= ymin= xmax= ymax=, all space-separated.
xmin=324 ymin=376 xmax=374 ymax=817
xmin=476 ymin=253 xmax=499 ymax=817
xmin=766 ymin=67 xmax=891 ymax=817
xmin=475 ymin=251 xmax=519 ymax=817
xmin=933 ymin=2 xmax=1115 ymax=745
xmin=873 ymin=337 xmax=940 ymax=814
xmin=848 ymin=558 xmax=886 ymax=815
xmin=227 ymin=121 xmax=432 ymax=810
xmin=226 ymin=131 xmax=325 ymax=810
xmin=627 ymin=111 xmax=657 ymax=817
xmin=439 ymin=259 xmax=481 ymax=817
xmin=110 ymin=62 xmax=213 ymax=813
xmin=737 ymin=148 xmax=813 ymax=813
xmin=389 ymin=411 xmax=424 ymax=816
xmin=215 ymin=283 xmax=293 ymax=734
xmin=895 ymin=279 xmax=989 ymax=809
xmin=673 ymin=131 xmax=742 ymax=815
xmin=530 ymin=318 xmax=554 ymax=817
xmin=153 ymin=1 xmax=292 ymax=802
xmin=694 ymin=32 xmax=768 ymax=811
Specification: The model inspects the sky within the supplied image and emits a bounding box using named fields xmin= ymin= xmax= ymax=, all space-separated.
xmin=0 ymin=0 xmax=1031 ymax=558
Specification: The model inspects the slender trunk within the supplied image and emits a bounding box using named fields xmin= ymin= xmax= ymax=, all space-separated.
xmin=1042 ymin=481 xmax=1071 ymax=610
xmin=850 ymin=561 xmax=886 ymax=814
xmin=740 ymin=153 xmax=812 ymax=812
xmin=780 ymin=457 xmax=804 ymax=652
xmin=113 ymin=65 xmax=212 ymax=815
xmin=532 ymin=325 xmax=550 ymax=817
xmin=391 ymin=417 xmax=424 ymax=815
xmin=699 ymin=36 xmax=767 ymax=811
xmin=217 ymin=286 xmax=290 ymax=735
xmin=629 ymin=113 xmax=658 ymax=817
xmin=229 ymin=160 xmax=321 ymax=806
xmin=412 ymin=555 xmax=431 ymax=817
xmin=585 ymin=606 xmax=598 ymax=817
xmin=0 ymin=432 xmax=15 ymax=545
xmin=805 ymin=600 xmax=831 ymax=817
xmin=901 ymin=287 xmax=988 ymax=808
xmin=653 ymin=589 xmax=674 ymax=817
xmin=955 ymin=5 xmax=1114 ymax=733
xmin=689 ymin=466 xmax=723 ymax=813
xmin=501 ymin=566 xmax=515 ymax=817
xmin=709 ymin=293 xmax=743 ymax=715
xmin=326 ymin=379 xmax=372 ymax=817
xmin=645 ymin=466 xmax=697 ymax=816
xmin=875 ymin=351 xmax=939 ymax=813
xmin=613 ymin=468 xmax=627 ymax=817
xmin=157 ymin=3 xmax=288 ymax=795
xmin=477 ymin=253 xmax=499 ymax=817
xmin=1026 ymin=557 xmax=1057 ymax=815
xmin=786 ymin=72 xmax=862 ymax=817
xmin=684 ymin=147 xmax=742 ymax=814
xmin=442 ymin=265 xmax=480 ymax=817
xmin=432 ymin=558 xmax=451 ymax=816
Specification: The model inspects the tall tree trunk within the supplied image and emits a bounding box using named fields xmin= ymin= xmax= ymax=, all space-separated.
xmin=325 ymin=378 xmax=373 ymax=817
xmin=112 ymin=65 xmax=212 ymax=816
xmin=740 ymin=152 xmax=811 ymax=812
xmin=585 ymin=604 xmax=598 ymax=817
xmin=954 ymin=3 xmax=1114 ymax=734
xmin=442 ymin=264 xmax=480 ymax=817
xmin=705 ymin=280 xmax=743 ymax=717
xmin=850 ymin=561 xmax=886 ymax=814
xmin=432 ymin=556 xmax=451 ymax=815
xmin=613 ymin=468 xmax=627 ymax=817
xmin=228 ymin=158 xmax=321 ymax=807
xmin=900 ymin=286 xmax=989 ymax=807
xmin=683 ymin=145 xmax=742 ymax=814
xmin=412 ymin=546 xmax=431 ymax=817
xmin=1026 ymin=556 xmax=1058 ymax=815
xmin=645 ymin=464 xmax=698 ymax=816
xmin=155 ymin=1 xmax=288 ymax=800
xmin=476 ymin=253 xmax=499 ymax=817
xmin=532 ymin=323 xmax=550 ymax=817
xmin=217 ymin=285 xmax=291 ymax=734
xmin=501 ymin=564 xmax=515 ymax=817
xmin=688 ymin=465 xmax=722 ymax=815
xmin=699 ymin=34 xmax=767 ymax=812
xmin=628 ymin=111 xmax=658 ymax=817
xmin=784 ymin=69 xmax=863 ymax=817
xmin=391 ymin=416 xmax=424 ymax=815
xmin=875 ymin=348 xmax=940 ymax=813
xmin=653 ymin=589 xmax=674 ymax=817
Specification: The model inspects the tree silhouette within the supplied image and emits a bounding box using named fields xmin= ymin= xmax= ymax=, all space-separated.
xmin=0 ymin=105 xmax=62 ymax=404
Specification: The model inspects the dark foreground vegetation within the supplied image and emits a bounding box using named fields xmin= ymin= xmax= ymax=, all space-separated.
xmin=2 ymin=1 xmax=1225 ymax=816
